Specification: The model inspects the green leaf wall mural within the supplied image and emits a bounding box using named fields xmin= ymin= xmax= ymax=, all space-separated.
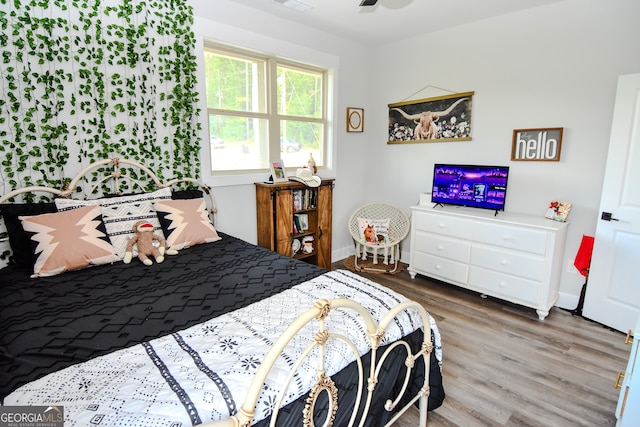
xmin=0 ymin=0 xmax=201 ymax=198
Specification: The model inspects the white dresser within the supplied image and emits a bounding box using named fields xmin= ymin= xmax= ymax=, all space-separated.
xmin=408 ymin=205 xmax=568 ymax=320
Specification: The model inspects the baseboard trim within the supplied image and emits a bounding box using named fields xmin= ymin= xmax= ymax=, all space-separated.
xmin=556 ymin=291 xmax=579 ymax=310
xmin=333 ymin=246 xmax=353 ymax=263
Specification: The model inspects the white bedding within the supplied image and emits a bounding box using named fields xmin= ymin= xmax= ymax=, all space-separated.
xmin=5 ymin=269 xmax=442 ymax=426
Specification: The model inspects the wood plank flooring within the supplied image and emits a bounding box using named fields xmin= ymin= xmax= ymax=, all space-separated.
xmin=332 ymin=261 xmax=631 ymax=427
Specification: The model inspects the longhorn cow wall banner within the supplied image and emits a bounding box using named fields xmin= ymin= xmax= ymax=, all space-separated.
xmin=388 ymin=91 xmax=474 ymax=144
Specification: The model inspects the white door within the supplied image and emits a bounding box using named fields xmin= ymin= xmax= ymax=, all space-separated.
xmin=583 ymin=73 xmax=640 ymax=333
xmin=616 ymin=317 xmax=640 ymax=426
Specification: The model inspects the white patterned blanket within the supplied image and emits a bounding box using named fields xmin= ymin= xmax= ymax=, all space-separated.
xmin=5 ymin=270 xmax=442 ymax=426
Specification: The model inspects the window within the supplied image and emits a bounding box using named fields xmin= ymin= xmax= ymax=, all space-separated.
xmin=203 ymin=43 xmax=327 ymax=174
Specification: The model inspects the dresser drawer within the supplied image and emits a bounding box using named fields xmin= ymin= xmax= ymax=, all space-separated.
xmin=409 ymin=205 xmax=567 ymax=319
xmin=473 ymin=222 xmax=548 ymax=255
xmin=470 ymin=245 xmax=545 ymax=282
xmin=413 ymin=211 xmax=474 ymax=240
xmin=468 ymin=267 xmax=542 ymax=305
xmin=414 ymin=232 xmax=471 ymax=263
xmin=411 ymin=252 xmax=469 ymax=284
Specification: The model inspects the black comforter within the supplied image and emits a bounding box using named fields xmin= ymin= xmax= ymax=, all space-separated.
xmin=1 ymin=233 xmax=444 ymax=423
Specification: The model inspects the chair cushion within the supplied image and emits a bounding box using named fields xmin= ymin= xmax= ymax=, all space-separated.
xmin=357 ymin=217 xmax=390 ymax=245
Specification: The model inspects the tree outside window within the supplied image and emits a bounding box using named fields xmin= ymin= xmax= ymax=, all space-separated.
xmin=203 ymin=43 xmax=327 ymax=174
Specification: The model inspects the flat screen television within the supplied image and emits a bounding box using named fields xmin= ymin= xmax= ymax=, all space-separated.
xmin=431 ymin=164 xmax=510 ymax=212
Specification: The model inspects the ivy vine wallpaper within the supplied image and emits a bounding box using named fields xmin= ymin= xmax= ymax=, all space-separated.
xmin=0 ymin=0 xmax=201 ymax=198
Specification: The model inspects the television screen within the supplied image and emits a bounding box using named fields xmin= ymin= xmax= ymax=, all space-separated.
xmin=431 ymin=164 xmax=510 ymax=211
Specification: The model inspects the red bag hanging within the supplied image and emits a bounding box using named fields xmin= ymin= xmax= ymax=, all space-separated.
xmin=574 ymin=235 xmax=595 ymax=277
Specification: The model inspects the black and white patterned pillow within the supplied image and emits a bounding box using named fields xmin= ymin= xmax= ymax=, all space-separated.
xmin=55 ymin=188 xmax=171 ymax=259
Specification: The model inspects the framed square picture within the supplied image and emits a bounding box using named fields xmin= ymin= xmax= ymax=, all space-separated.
xmin=347 ymin=107 xmax=364 ymax=132
xmin=298 ymin=213 xmax=309 ymax=231
xmin=269 ymin=159 xmax=288 ymax=183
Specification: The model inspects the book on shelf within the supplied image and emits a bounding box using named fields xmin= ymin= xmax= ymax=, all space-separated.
xmin=293 ymin=188 xmax=317 ymax=211
xmin=293 ymin=213 xmax=308 ymax=233
xmin=293 ymin=190 xmax=302 ymax=211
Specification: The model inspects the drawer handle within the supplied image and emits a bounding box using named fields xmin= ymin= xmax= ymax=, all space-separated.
xmin=500 ymin=259 xmax=508 ymax=266
xmin=625 ymin=330 xmax=634 ymax=345
xmin=438 ymin=222 xmax=445 ymax=229
xmin=435 ymin=264 xmax=441 ymax=270
xmin=502 ymin=235 xmax=512 ymax=242
xmin=615 ymin=372 xmax=625 ymax=389
xmin=437 ymin=245 xmax=443 ymax=251
xmin=499 ymin=282 xmax=506 ymax=288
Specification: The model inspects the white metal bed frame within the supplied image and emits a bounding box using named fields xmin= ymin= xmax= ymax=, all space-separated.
xmin=0 ymin=157 xmax=217 ymax=222
xmin=203 ymin=297 xmax=433 ymax=427
xmin=0 ymin=158 xmax=433 ymax=426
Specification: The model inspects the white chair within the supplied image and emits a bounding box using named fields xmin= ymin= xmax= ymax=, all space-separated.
xmin=348 ymin=202 xmax=410 ymax=273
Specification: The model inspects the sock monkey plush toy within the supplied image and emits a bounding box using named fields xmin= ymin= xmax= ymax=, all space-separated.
xmin=123 ymin=220 xmax=177 ymax=265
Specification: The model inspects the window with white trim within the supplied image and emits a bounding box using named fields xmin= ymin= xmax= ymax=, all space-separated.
xmin=203 ymin=42 xmax=327 ymax=174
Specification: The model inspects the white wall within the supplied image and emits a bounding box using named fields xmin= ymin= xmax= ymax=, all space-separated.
xmin=190 ymin=0 xmax=374 ymax=252
xmin=191 ymin=0 xmax=640 ymax=309
xmin=367 ymin=0 xmax=640 ymax=308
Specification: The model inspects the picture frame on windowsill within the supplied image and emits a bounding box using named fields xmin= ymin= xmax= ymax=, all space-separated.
xmin=269 ymin=159 xmax=288 ymax=183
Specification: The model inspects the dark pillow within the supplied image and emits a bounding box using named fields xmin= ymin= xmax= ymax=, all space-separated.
xmin=0 ymin=203 xmax=57 ymax=266
xmin=172 ymin=189 xmax=204 ymax=200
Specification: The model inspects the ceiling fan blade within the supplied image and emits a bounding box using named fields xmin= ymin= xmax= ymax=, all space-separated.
xmin=359 ymin=0 xmax=377 ymax=6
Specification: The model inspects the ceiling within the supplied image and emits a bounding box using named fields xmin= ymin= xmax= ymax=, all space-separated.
xmin=225 ymin=0 xmax=566 ymax=46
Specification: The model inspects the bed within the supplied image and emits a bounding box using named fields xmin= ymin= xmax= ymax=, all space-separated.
xmin=0 ymin=158 xmax=444 ymax=426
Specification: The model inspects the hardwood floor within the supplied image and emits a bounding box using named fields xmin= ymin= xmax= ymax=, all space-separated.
xmin=332 ymin=261 xmax=630 ymax=427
